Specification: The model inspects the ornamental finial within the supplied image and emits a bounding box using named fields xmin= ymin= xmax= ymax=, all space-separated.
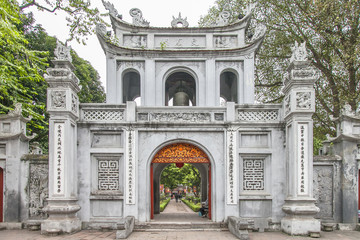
xmin=54 ymin=41 xmax=72 ymax=62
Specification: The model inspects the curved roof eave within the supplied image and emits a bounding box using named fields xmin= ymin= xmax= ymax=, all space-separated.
xmin=97 ymin=32 xmax=265 ymax=58
xmin=109 ymin=12 xmax=252 ymax=33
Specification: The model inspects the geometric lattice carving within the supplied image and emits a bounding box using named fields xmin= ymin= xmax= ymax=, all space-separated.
xmin=83 ymin=110 xmax=124 ymax=121
xmin=243 ymin=159 xmax=264 ymax=190
xmin=98 ymin=159 xmax=119 ymax=190
xmin=237 ymin=110 xmax=279 ymax=121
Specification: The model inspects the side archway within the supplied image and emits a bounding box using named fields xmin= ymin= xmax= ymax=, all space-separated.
xmin=150 ymin=143 xmax=211 ymax=219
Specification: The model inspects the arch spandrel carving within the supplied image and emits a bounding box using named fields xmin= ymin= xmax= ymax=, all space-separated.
xmin=152 ymin=143 xmax=209 ymax=163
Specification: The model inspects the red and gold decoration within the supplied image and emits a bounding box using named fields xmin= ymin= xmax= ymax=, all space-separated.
xmin=152 ymin=143 xmax=209 ymax=163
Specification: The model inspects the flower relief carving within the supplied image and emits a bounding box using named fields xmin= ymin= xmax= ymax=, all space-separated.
xmin=129 ymin=8 xmax=150 ymax=27
xmin=51 ymin=91 xmax=66 ymax=108
xmin=149 ymin=112 xmax=211 ymax=122
xmin=290 ymin=42 xmax=308 ymax=63
xmin=171 ymin=13 xmax=189 ymax=28
xmin=54 ymin=41 xmax=72 ymax=62
xmin=296 ymin=91 xmax=311 ymax=109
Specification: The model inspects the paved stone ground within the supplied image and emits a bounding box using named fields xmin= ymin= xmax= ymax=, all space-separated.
xmin=1 ymin=229 xmax=360 ymax=240
xmin=1 ymin=199 xmax=359 ymax=239
xmin=153 ymin=198 xmax=210 ymax=222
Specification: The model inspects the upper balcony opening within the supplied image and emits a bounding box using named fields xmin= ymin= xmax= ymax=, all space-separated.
xmin=165 ymin=72 xmax=196 ymax=106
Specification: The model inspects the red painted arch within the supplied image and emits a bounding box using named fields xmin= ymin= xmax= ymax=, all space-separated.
xmin=150 ymin=143 xmax=211 ymax=220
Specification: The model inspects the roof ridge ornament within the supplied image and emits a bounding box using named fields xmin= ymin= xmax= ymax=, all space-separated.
xmin=214 ymin=4 xmax=231 ymax=26
xmin=102 ymin=0 xmax=119 ymax=17
xmin=129 ymin=8 xmax=150 ymax=27
xmin=250 ymin=24 xmax=266 ymax=42
xmin=54 ymin=40 xmax=72 ymax=62
xmin=171 ymin=12 xmax=189 ymax=28
xmin=290 ymin=42 xmax=308 ymax=63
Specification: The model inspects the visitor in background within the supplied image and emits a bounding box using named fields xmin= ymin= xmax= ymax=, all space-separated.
xmin=199 ymin=199 xmax=208 ymax=217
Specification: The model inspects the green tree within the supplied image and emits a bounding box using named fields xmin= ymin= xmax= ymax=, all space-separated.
xmin=0 ymin=1 xmax=105 ymax=151
xmin=160 ymin=164 xmax=201 ymax=196
xmin=19 ymin=0 xmax=105 ymax=44
xmin=21 ymin=14 xmax=106 ymax=150
xmin=200 ymin=0 xmax=360 ymax=152
xmin=0 ymin=0 xmax=48 ymax=120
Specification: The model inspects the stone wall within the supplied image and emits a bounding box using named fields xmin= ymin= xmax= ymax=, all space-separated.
xmin=21 ymin=154 xmax=49 ymax=220
xmin=313 ymin=155 xmax=342 ymax=223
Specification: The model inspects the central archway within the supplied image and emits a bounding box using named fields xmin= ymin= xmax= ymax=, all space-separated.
xmin=150 ymin=143 xmax=211 ymax=220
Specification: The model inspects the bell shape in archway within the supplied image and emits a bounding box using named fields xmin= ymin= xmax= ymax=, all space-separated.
xmin=173 ymin=90 xmax=189 ymax=106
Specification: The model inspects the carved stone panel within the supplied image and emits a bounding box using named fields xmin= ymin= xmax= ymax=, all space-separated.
xmin=214 ymin=35 xmax=238 ymax=48
xmin=296 ymin=91 xmax=311 ymax=110
xmin=240 ymin=132 xmax=269 ymax=148
xmin=91 ymin=132 xmax=123 ymax=148
xmin=123 ymin=35 xmax=147 ymax=48
xmin=50 ymin=91 xmax=66 ymax=109
xmin=28 ymin=163 xmax=49 ymax=219
xmin=313 ymin=165 xmax=333 ymax=219
xmin=154 ymin=35 xmax=206 ymax=49
xmin=149 ymin=112 xmax=211 ymax=123
xmin=71 ymin=93 xmax=78 ymax=114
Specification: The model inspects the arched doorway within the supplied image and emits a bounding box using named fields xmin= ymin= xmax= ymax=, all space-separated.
xmin=0 ymin=167 xmax=3 ymax=222
xmin=150 ymin=143 xmax=211 ymax=219
xmin=165 ymin=72 xmax=196 ymax=106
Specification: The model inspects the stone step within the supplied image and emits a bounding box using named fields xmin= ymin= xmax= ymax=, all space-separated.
xmin=135 ymin=222 xmax=228 ymax=231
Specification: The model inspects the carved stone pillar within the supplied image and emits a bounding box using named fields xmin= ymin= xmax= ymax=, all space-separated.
xmin=41 ymin=42 xmax=81 ymax=234
xmin=330 ymin=106 xmax=360 ymax=228
xmin=281 ymin=42 xmax=320 ymax=235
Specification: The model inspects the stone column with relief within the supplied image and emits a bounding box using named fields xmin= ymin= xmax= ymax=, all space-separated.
xmin=281 ymin=42 xmax=320 ymax=236
xmin=41 ymin=41 xmax=81 ymax=234
xmin=329 ymin=105 xmax=360 ymax=229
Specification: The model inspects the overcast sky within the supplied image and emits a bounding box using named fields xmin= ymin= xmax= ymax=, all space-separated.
xmin=25 ymin=0 xmax=216 ymax=91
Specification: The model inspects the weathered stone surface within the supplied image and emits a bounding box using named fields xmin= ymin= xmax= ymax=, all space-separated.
xmin=228 ymin=216 xmax=250 ymax=240
xmin=115 ymin=216 xmax=135 ymax=239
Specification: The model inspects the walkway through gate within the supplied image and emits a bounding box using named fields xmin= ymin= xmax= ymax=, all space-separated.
xmin=150 ymin=143 xmax=211 ymax=220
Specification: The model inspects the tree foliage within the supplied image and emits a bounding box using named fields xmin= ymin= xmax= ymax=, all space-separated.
xmin=199 ymin=0 xmax=360 ymax=150
xmin=160 ymin=164 xmax=201 ymax=196
xmin=1 ymin=1 xmax=105 ymax=151
xmin=19 ymin=0 xmax=105 ymax=44
xmin=0 ymin=0 xmax=48 ymax=119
